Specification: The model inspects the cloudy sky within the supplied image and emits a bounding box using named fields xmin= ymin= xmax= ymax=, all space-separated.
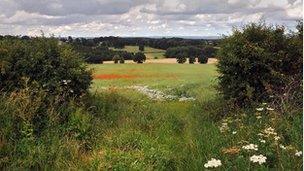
xmin=0 ymin=0 xmax=302 ymax=37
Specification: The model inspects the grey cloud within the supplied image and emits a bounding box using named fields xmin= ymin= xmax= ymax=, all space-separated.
xmin=0 ymin=0 xmax=302 ymax=36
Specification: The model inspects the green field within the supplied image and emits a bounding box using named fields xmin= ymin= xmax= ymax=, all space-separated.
xmin=85 ymin=63 xmax=302 ymax=170
xmin=110 ymin=45 xmax=166 ymax=59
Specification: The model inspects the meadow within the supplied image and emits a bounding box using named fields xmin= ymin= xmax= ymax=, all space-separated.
xmin=83 ymin=63 xmax=302 ymax=170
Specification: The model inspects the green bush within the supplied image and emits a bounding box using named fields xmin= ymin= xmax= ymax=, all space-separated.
xmin=189 ymin=57 xmax=196 ymax=64
xmin=217 ymin=22 xmax=303 ymax=106
xmin=133 ymin=52 xmax=146 ymax=63
xmin=198 ymin=54 xmax=208 ymax=64
xmin=176 ymin=52 xmax=187 ymax=64
xmin=0 ymin=37 xmax=92 ymax=98
xmin=119 ymin=57 xmax=125 ymax=64
xmin=112 ymin=55 xmax=120 ymax=64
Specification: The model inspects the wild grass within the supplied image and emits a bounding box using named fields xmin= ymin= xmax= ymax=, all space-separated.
xmin=0 ymin=63 xmax=302 ymax=170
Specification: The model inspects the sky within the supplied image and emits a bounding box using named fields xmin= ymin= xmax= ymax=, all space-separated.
xmin=0 ymin=0 xmax=302 ymax=37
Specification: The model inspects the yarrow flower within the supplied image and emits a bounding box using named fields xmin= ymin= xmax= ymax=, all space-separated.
xmin=262 ymin=127 xmax=278 ymax=137
xmin=279 ymin=144 xmax=286 ymax=150
xmin=242 ymin=144 xmax=258 ymax=151
xmin=62 ymin=79 xmax=71 ymax=85
xmin=256 ymin=108 xmax=264 ymax=111
xmin=250 ymin=154 xmax=267 ymax=165
xmin=219 ymin=122 xmax=229 ymax=133
xmin=256 ymin=116 xmax=262 ymax=119
xmin=266 ymin=107 xmax=274 ymax=111
xmin=232 ymin=131 xmax=237 ymax=135
xmin=295 ymin=151 xmax=302 ymax=157
xmin=259 ymin=139 xmax=266 ymax=143
xmin=204 ymin=158 xmax=222 ymax=168
xmin=274 ymin=136 xmax=280 ymax=141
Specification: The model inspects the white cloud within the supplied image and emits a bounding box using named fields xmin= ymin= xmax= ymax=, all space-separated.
xmin=0 ymin=0 xmax=302 ymax=37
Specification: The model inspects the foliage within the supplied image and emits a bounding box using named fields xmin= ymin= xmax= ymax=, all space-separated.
xmin=198 ymin=53 xmax=208 ymax=64
xmin=176 ymin=52 xmax=187 ymax=64
xmin=189 ymin=57 xmax=196 ymax=64
xmin=217 ymin=22 xmax=303 ymax=106
xmin=133 ymin=52 xmax=146 ymax=63
xmin=165 ymin=46 xmax=201 ymax=58
xmin=119 ymin=57 xmax=125 ymax=64
xmin=112 ymin=55 xmax=120 ymax=64
xmin=202 ymin=45 xmax=217 ymax=58
xmin=139 ymin=44 xmax=145 ymax=51
xmin=0 ymin=37 xmax=92 ymax=98
xmin=62 ymin=36 xmax=220 ymax=50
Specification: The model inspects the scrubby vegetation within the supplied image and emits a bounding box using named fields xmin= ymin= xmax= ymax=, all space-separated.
xmin=0 ymin=22 xmax=302 ymax=170
xmin=218 ymin=22 xmax=302 ymax=107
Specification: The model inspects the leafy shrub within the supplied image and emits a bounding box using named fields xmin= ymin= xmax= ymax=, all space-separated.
xmin=112 ymin=55 xmax=120 ymax=64
xmin=0 ymin=37 xmax=92 ymax=98
xmin=217 ymin=22 xmax=302 ymax=106
xmin=189 ymin=57 xmax=196 ymax=64
xmin=133 ymin=52 xmax=146 ymax=63
xmin=198 ymin=54 xmax=208 ymax=64
xmin=176 ymin=52 xmax=187 ymax=64
xmin=119 ymin=57 xmax=125 ymax=64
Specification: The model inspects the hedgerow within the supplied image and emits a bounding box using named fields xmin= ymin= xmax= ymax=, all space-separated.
xmin=217 ymin=22 xmax=303 ymax=106
xmin=0 ymin=37 xmax=92 ymax=98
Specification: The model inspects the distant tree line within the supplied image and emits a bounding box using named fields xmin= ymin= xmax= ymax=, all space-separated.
xmin=0 ymin=35 xmax=220 ymax=64
xmin=165 ymin=45 xmax=218 ymax=64
xmin=59 ymin=36 xmax=220 ymax=50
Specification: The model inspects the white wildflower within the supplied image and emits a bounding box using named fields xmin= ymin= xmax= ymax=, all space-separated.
xmin=295 ymin=151 xmax=302 ymax=156
xmin=256 ymin=116 xmax=262 ymax=119
xmin=274 ymin=136 xmax=280 ymax=141
xmin=204 ymin=158 xmax=222 ymax=168
xmin=256 ymin=108 xmax=264 ymax=111
xmin=279 ymin=144 xmax=286 ymax=150
xmin=250 ymin=154 xmax=267 ymax=165
xmin=262 ymin=127 xmax=277 ymax=137
xmin=262 ymin=103 xmax=267 ymax=105
xmin=258 ymin=133 xmax=264 ymax=136
xmin=266 ymin=107 xmax=274 ymax=111
xmin=259 ymin=139 xmax=266 ymax=143
xmin=219 ymin=122 xmax=229 ymax=133
xmin=232 ymin=131 xmax=237 ymax=135
xmin=129 ymin=85 xmax=195 ymax=101
xmin=242 ymin=144 xmax=258 ymax=151
xmin=179 ymin=96 xmax=196 ymax=102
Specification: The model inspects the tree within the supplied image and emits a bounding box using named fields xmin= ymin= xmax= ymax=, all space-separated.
xmin=139 ymin=44 xmax=145 ymax=51
xmin=133 ymin=52 xmax=146 ymax=63
xmin=176 ymin=52 xmax=187 ymax=64
xmin=198 ymin=54 xmax=208 ymax=64
xmin=202 ymin=46 xmax=217 ymax=58
xmin=112 ymin=55 xmax=120 ymax=64
xmin=189 ymin=57 xmax=196 ymax=64
xmin=119 ymin=56 xmax=125 ymax=63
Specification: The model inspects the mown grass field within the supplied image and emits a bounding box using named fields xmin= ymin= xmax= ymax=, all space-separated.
xmin=110 ymin=45 xmax=166 ymax=59
xmin=85 ymin=63 xmax=302 ymax=170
